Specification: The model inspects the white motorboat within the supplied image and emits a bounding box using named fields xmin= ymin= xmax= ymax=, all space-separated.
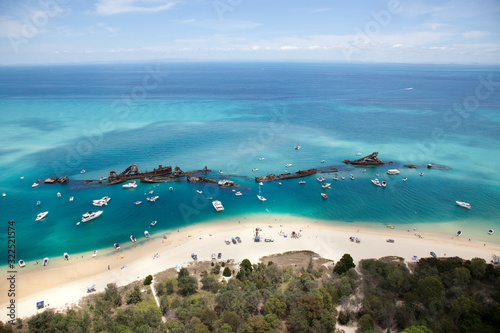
xmin=235 ymin=191 xmax=242 ymax=196
xmin=299 ymin=180 xmax=306 ymax=184
xmin=100 ymin=176 xmax=107 ymax=181
xmin=317 ymin=177 xmax=326 ymax=182
xmin=144 ymin=231 xmax=150 ymax=238
xmin=134 ymin=201 xmax=142 ymax=205
xmin=252 ymin=168 xmax=259 ymax=172
xmin=81 ymin=210 xmax=103 ymax=222
xmin=278 ymin=182 xmax=282 ymax=185
xmin=387 ymin=169 xmax=400 ymax=175
xmin=356 ymin=152 xmax=361 ymax=156
xmin=456 ymin=201 xmax=471 ymax=209
xmin=420 ymin=172 xmax=424 ymax=176
xmin=122 ymin=181 xmax=137 ymax=188
xmin=333 ymin=176 xmax=339 ymax=181
xmin=114 ymin=243 xmax=120 ymax=250
xmin=150 ymin=220 xmax=157 ymax=227
xmin=403 ymin=178 xmax=408 ymax=182
xmin=371 ymin=179 xmax=381 ymax=186
xmin=321 ymin=160 xmax=325 ymax=163
xmin=286 ymin=164 xmax=292 ymax=168
xmin=36 ymin=201 xmax=41 ymax=206
xmin=18 ymin=260 xmax=26 ymax=268
xmin=63 ymin=253 xmax=70 ymax=260
xmin=92 ymin=250 xmax=98 ymax=258
xmin=32 ymin=183 xmax=39 ymax=188
xmin=381 ymin=180 xmax=387 ymax=187
xmin=69 ymin=196 xmax=74 ymax=202
xmin=212 ymin=200 xmax=224 ymax=212
xmin=322 ymin=183 xmax=331 ymax=189
xmin=257 ymin=194 xmax=267 ymax=201
xmin=294 ymin=145 xmax=301 ymax=150
xmin=130 ymin=235 xmax=137 ymax=243
xmin=35 ymin=211 xmax=48 ymax=221
xmin=146 ymin=195 xmax=159 ymax=202
xmin=92 ymin=199 xmax=107 ymax=207
xmin=259 ymin=157 xmax=265 ymax=160
xmin=169 ymin=187 xmax=173 ymax=191
xmin=259 ymin=182 xmax=264 ymax=186
xmin=488 ymin=229 xmax=494 ymax=235
xmin=80 ymin=170 xmax=86 ymax=174
xmin=57 ymin=192 xmax=61 ymax=198
xmin=101 ymin=196 xmax=111 ymax=203
xmin=350 ymin=175 xmax=355 ymax=180
xmin=43 ymin=257 xmax=49 ymax=266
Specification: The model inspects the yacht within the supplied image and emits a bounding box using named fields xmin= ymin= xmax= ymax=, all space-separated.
xmin=381 ymin=180 xmax=387 ymax=187
xmin=235 ymin=191 xmax=242 ymax=196
xmin=122 ymin=181 xmax=137 ymax=188
xmin=371 ymin=179 xmax=381 ymax=186
xmin=144 ymin=230 xmax=150 ymax=238
xmin=252 ymin=168 xmax=259 ymax=172
xmin=317 ymin=177 xmax=326 ymax=182
xmin=212 ymin=200 xmax=224 ymax=212
xmin=387 ymin=169 xmax=400 ymax=175
xmin=299 ymin=180 xmax=306 ymax=184
xmin=32 ymin=183 xmax=39 ymax=188
xmin=18 ymin=260 xmax=26 ymax=268
xmin=456 ymin=201 xmax=471 ymax=209
xmin=130 ymin=235 xmax=137 ymax=243
xmin=286 ymin=164 xmax=292 ymax=168
xmin=322 ymin=183 xmax=331 ymax=189
xmin=35 ymin=211 xmax=49 ymax=221
xmin=321 ymin=193 xmax=328 ymax=199
xmin=196 ymin=190 xmax=203 ymax=194
xmin=43 ymin=257 xmax=49 ymax=266
xmin=114 ymin=243 xmax=120 ymax=250
xmin=81 ymin=210 xmax=103 ymax=222
xmin=150 ymin=220 xmax=157 ymax=227
xmin=63 ymin=253 xmax=70 ymax=260
xmin=134 ymin=201 xmax=142 ymax=205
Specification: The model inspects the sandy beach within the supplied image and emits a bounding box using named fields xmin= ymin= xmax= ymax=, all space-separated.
xmin=2 ymin=214 xmax=499 ymax=321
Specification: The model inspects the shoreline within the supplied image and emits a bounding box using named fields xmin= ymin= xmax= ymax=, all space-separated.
xmin=2 ymin=213 xmax=499 ymax=321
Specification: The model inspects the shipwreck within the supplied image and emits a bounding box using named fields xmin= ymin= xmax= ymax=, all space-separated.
xmin=255 ymin=169 xmax=317 ymax=182
xmin=343 ymin=152 xmax=385 ymax=165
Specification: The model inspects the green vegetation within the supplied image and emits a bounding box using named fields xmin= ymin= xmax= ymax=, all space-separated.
xmin=2 ymin=253 xmax=499 ymax=332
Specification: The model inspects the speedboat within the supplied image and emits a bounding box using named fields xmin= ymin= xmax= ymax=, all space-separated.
xmin=387 ymin=169 xmax=400 ymax=175
xmin=149 ymin=190 xmax=154 ymax=194
xmin=197 ymin=190 xmax=203 ymax=194
xmin=81 ymin=210 xmax=103 ymax=222
xmin=257 ymin=194 xmax=267 ymax=202
xmin=299 ymin=180 xmax=306 ymax=184
xmin=92 ymin=250 xmax=98 ymax=258
xmin=317 ymin=177 xmax=326 ymax=182
xmin=333 ymin=176 xmax=339 ymax=181
xmin=114 ymin=243 xmax=120 ymax=250
xmin=80 ymin=170 xmax=86 ymax=174
xmin=321 ymin=160 xmax=325 ymax=163
xmin=134 ymin=201 xmax=142 ymax=205
xmin=371 ymin=179 xmax=381 ymax=186
xmin=122 ymin=181 xmax=137 ymax=188
xmin=322 ymin=183 xmax=331 ymax=189
xmin=420 ymin=172 xmax=424 ymax=176
xmin=63 ymin=253 xmax=70 ymax=260
xmin=286 ymin=164 xmax=292 ymax=168
xmin=252 ymin=168 xmax=259 ymax=172
xmin=488 ymin=229 xmax=494 ymax=235
xmin=212 ymin=200 xmax=224 ymax=212
xmin=456 ymin=231 xmax=462 ymax=237
xmin=321 ymin=193 xmax=328 ymax=199
xmin=101 ymin=196 xmax=111 ymax=203
xmin=259 ymin=157 xmax=265 ymax=160
xmin=57 ymin=192 xmax=61 ymax=198
xmin=259 ymin=182 xmax=263 ymax=186
xmin=150 ymin=220 xmax=157 ymax=227
xmin=32 ymin=183 xmax=39 ymax=188
xmin=19 ymin=260 xmax=26 ymax=268
xmin=356 ymin=152 xmax=361 ymax=156
xmin=69 ymin=196 xmax=74 ymax=202
xmin=35 ymin=211 xmax=48 ymax=221
xmin=144 ymin=231 xmax=150 ymax=238
xmin=92 ymin=199 xmax=107 ymax=207
xmin=169 ymin=187 xmax=173 ymax=191
xmin=294 ymin=145 xmax=301 ymax=150
xmin=403 ymin=178 xmax=408 ymax=182
xmin=130 ymin=235 xmax=137 ymax=243
xmin=235 ymin=191 xmax=242 ymax=196
xmin=36 ymin=201 xmax=41 ymax=206
xmin=381 ymin=180 xmax=387 ymax=187
xmin=146 ymin=195 xmax=159 ymax=202
xmin=43 ymin=257 xmax=49 ymax=266
xmin=99 ymin=176 xmax=107 ymax=181
xmin=456 ymin=201 xmax=471 ymax=209
xmin=350 ymin=175 xmax=355 ymax=180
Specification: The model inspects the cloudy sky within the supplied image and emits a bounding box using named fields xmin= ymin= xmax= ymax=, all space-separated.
xmin=0 ymin=0 xmax=499 ymax=64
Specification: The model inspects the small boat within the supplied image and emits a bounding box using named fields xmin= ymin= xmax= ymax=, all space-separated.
xmin=488 ymin=229 xmax=494 ymax=235
xmin=150 ymin=220 xmax=157 ymax=227
xmin=122 ymin=181 xmax=137 ymax=188
xmin=322 ymin=183 xmax=331 ymax=189
xmin=35 ymin=211 xmax=49 ymax=221
xmin=92 ymin=250 xmax=98 ymax=258
xmin=456 ymin=201 xmax=471 ymax=209
xmin=381 ymin=180 xmax=387 ymax=187
xmin=212 ymin=200 xmax=224 ymax=212
xmin=69 ymin=196 xmax=74 ymax=202
xmin=341 ymin=176 xmax=345 ymax=180
xmin=252 ymin=168 xmax=259 ymax=172
xmin=149 ymin=190 xmax=154 ymax=194
xmin=257 ymin=194 xmax=267 ymax=201
xmin=386 ymin=239 xmax=395 ymax=243
xmin=101 ymin=196 xmax=111 ymax=203
xmin=387 ymin=169 xmax=400 ymax=175
xmin=403 ymin=178 xmax=408 ymax=182
xmin=57 ymin=192 xmax=61 ymax=198
xmin=321 ymin=193 xmax=328 ymax=199
xmin=36 ymin=201 xmax=41 ymax=206
xmin=235 ymin=191 xmax=242 ymax=196
xmin=100 ymin=176 xmax=107 ymax=181
xmin=92 ymin=199 xmax=107 ymax=207
xmin=427 ymin=164 xmax=432 ymax=168
xmin=81 ymin=210 xmax=103 ymax=223
xmin=169 ymin=187 xmax=173 ymax=191
xmin=18 ymin=260 xmax=26 ymax=268
xmin=80 ymin=170 xmax=86 ymax=174
xmin=114 ymin=243 xmax=120 ymax=250
xmin=286 ymin=164 xmax=292 ymax=168
xmin=144 ymin=230 xmax=150 ymax=238
xmin=456 ymin=230 xmax=462 ymax=237
xmin=259 ymin=157 xmax=265 ymax=160
xmin=146 ymin=195 xmax=159 ymax=202
xmin=63 ymin=253 xmax=70 ymax=260
xmin=197 ymin=190 xmax=203 ymax=194
xmin=356 ymin=152 xmax=361 ymax=156
xmin=32 ymin=183 xmax=39 ymax=188
xmin=278 ymin=182 xmax=282 ymax=185
xmin=371 ymin=179 xmax=381 ymax=186
xmin=321 ymin=160 xmax=325 ymax=163
xmin=219 ymin=170 xmax=223 ymax=174
xmin=430 ymin=252 xmax=437 ymax=258
xmin=333 ymin=176 xmax=339 ymax=181
xmin=2 ymin=193 xmax=5 ymax=197
xmin=299 ymin=180 xmax=306 ymax=184
xmin=130 ymin=235 xmax=137 ymax=243
xmin=317 ymin=177 xmax=326 ymax=182
xmin=361 ymin=169 xmax=366 ymax=172
xmin=43 ymin=257 xmax=49 ymax=266
xmin=135 ymin=201 xmax=142 ymax=205
xmin=294 ymin=145 xmax=301 ymax=150
xmin=350 ymin=175 xmax=355 ymax=180
xmin=420 ymin=172 xmax=424 ymax=176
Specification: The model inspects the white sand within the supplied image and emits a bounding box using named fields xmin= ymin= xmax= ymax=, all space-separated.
xmin=2 ymin=215 xmax=499 ymax=321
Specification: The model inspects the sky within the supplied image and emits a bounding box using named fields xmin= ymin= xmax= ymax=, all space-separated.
xmin=0 ymin=0 xmax=499 ymax=65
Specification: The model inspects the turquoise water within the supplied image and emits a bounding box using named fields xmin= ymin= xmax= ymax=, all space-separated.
xmin=1 ymin=62 xmax=499 ymax=262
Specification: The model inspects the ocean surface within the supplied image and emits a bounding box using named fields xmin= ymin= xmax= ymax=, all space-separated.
xmin=1 ymin=62 xmax=499 ymax=263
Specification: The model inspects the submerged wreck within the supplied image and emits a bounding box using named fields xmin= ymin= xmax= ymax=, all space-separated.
xmin=343 ymin=152 xmax=385 ymax=165
xmin=108 ymin=164 xmax=172 ymax=184
xmin=255 ymin=169 xmax=317 ymax=182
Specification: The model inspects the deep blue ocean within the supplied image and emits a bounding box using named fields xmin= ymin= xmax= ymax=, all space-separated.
xmin=1 ymin=62 xmax=499 ymax=263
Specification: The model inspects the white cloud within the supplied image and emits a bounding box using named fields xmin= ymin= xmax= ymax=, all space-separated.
xmin=422 ymin=22 xmax=447 ymax=31
xmin=176 ymin=18 xmax=260 ymax=31
xmin=279 ymin=45 xmax=300 ymax=50
xmin=94 ymin=0 xmax=175 ymax=15
xmin=251 ymin=45 xmax=261 ymax=50
xmin=462 ymin=30 xmax=491 ymax=39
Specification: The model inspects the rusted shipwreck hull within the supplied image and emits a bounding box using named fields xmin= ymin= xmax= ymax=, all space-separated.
xmin=343 ymin=152 xmax=384 ymax=165
xmin=108 ymin=164 xmax=172 ymax=184
xmin=255 ymin=169 xmax=317 ymax=182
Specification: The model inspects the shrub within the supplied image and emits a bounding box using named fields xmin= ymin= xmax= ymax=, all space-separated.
xmin=338 ymin=311 xmax=350 ymax=325
xmin=223 ymin=267 xmax=232 ymax=277
xmin=144 ymin=275 xmax=153 ymax=285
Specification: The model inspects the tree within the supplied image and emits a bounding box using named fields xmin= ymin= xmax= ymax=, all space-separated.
xmin=201 ymin=274 xmax=219 ymax=293
xmin=144 ymin=275 xmax=153 ymax=285
xmin=401 ymin=325 xmax=433 ymax=333
xmin=165 ymin=279 xmax=175 ymax=295
xmin=178 ymin=276 xmax=198 ymax=296
xmin=223 ymin=267 xmax=232 ymax=277
xmin=104 ymin=282 xmax=122 ymax=307
xmin=264 ymin=296 xmax=287 ymax=319
xmin=200 ymin=308 xmax=218 ymax=331
xmin=242 ymin=316 xmax=272 ymax=333
xmin=468 ymin=258 xmax=487 ymax=279
xmin=298 ymin=294 xmax=324 ymax=324
xmin=334 ymin=254 xmax=355 ymax=275
xmin=357 ymin=314 xmax=375 ymax=333
xmin=126 ymin=285 xmax=143 ymax=305
xmin=159 ymin=294 xmax=169 ymax=315
xmin=178 ymin=267 xmax=190 ymax=280
xmin=307 ymin=256 xmax=314 ymax=273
